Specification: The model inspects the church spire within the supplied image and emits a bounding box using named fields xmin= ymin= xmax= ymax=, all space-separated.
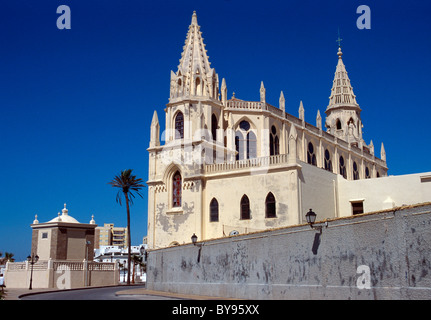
xmin=170 ymin=11 xmax=219 ymax=100
xmin=326 ymin=47 xmax=359 ymax=111
xmin=325 ymin=43 xmax=363 ymax=144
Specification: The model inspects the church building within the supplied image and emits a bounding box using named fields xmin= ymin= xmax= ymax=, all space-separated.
xmin=146 ymin=12 xmax=429 ymax=249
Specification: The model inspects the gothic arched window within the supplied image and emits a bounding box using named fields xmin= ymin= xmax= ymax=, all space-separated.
xmin=235 ymin=135 xmax=241 ymax=161
xmin=195 ymin=77 xmax=202 ymax=96
xmin=240 ymin=195 xmax=250 ymax=220
xmin=353 ymin=161 xmax=359 ymax=180
xmin=235 ymin=120 xmax=257 ymax=160
xmin=339 ymin=156 xmax=347 ymax=179
xmin=324 ymin=149 xmax=332 ymax=172
xmin=365 ymin=166 xmax=371 ymax=179
xmin=239 ymin=120 xmax=250 ymax=131
xmin=307 ymin=142 xmax=317 ymax=166
xmin=246 ymin=131 xmax=257 ymax=159
xmin=172 ymin=171 xmax=182 ymax=207
xmin=175 ymin=112 xmax=184 ymax=139
xmin=177 ymin=79 xmax=182 ymax=96
xmin=270 ymin=126 xmax=279 ymax=156
xmin=211 ymin=114 xmax=218 ymax=142
xmin=210 ymin=198 xmax=219 ymax=222
xmin=265 ymin=192 xmax=276 ymax=218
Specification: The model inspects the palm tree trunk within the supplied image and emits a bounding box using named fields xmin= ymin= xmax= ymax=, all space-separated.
xmin=124 ymin=192 xmax=132 ymax=285
xmin=132 ymin=259 xmax=135 ymax=284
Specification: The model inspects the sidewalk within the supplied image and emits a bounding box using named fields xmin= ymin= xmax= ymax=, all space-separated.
xmin=2 ymin=286 xmax=236 ymax=300
xmin=115 ymin=287 xmax=236 ymax=300
xmin=2 ymin=287 xmax=61 ymax=300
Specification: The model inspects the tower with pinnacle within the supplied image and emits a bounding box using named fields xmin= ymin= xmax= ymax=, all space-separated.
xmin=325 ymin=45 xmax=363 ymax=146
xmin=147 ymin=12 xmax=389 ymax=249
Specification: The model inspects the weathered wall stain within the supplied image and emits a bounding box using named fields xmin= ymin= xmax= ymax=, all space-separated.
xmin=147 ymin=204 xmax=431 ymax=300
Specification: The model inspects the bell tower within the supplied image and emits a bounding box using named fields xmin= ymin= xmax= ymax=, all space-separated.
xmin=165 ymin=11 xmax=225 ymax=145
xmin=147 ymin=12 xmax=227 ymax=249
xmin=169 ymin=11 xmax=219 ymax=100
xmin=325 ymin=45 xmax=364 ymax=147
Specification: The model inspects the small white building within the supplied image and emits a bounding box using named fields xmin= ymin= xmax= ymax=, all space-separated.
xmin=4 ymin=204 xmax=119 ymax=289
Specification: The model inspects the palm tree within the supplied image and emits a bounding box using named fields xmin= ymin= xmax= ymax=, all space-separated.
xmin=4 ymin=252 xmax=14 ymax=262
xmin=131 ymin=254 xmax=142 ymax=284
xmin=108 ymin=169 xmax=144 ymax=285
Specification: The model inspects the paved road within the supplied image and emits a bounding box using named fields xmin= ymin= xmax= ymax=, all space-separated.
xmin=20 ymin=285 xmax=182 ymax=300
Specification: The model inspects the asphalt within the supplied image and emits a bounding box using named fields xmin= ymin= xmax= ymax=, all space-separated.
xmin=1 ymin=285 xmax=233 ymax=300
xmin=115 ymin=287 xmax=233 ymax=300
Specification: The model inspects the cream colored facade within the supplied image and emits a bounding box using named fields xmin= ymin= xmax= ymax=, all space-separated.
xmin=146 ymin=12 xmax=429 ymax=249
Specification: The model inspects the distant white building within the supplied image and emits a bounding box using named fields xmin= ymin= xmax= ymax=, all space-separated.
xmin=94 ymin=244 xmax=147 ymax=263
xmin=94 ymin=245 xmax=147 ymax=282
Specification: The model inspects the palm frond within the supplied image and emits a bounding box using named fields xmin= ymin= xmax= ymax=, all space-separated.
xmin=108 ymin=169 xmax=145 ymax=206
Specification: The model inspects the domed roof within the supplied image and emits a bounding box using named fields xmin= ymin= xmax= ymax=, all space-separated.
xmin=48 ymin=204 xmax=80 ymax=224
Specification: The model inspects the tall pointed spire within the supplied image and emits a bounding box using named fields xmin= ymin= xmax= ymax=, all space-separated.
xmin=326 ymin=47 xmax=359 ymax=111
xmin=260 ymin=81 xmax=266 ymax=103
xmin=381 ymin=142 xmax=386 ymax=162
xmin=221 ymin=78 xmax=227 ymax=105
xmin=316 ymin=110 xmax=322 ymax=130
xmin=325 ymin=44 xmax=363 ymax=145
xmin=298 ymin=101 xmax=305 ymax=121
xmin=170 ymin=11 xmax=219 ymax=100
xmin=150 ymin=110 xmax=160 ymax=147
xmin=279 ymin=91 xmax=285 ymax=111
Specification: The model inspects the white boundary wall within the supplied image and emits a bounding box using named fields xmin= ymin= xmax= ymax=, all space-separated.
xmin=4 ymin=260 xmax=118 ymax=289
xmin=147 ymin=203 xmax=431 ymax=300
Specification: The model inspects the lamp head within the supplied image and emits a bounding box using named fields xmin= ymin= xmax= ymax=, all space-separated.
xmin=191 ymin=233 xmax=198 ymax=245
xmin=27 ymin=254 xmax=39 ymax=263
xmin=306 ymin=209 xmax=317 ymax=226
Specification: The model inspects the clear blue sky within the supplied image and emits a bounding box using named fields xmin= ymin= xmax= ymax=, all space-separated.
xmin=1 ymin=0 xmax=430 ymax=261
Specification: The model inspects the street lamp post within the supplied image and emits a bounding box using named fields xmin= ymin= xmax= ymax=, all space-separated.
xmin=191 ymin=233 xmax=203 ymax=263
xmin=85 ymin=240 xmax=91 ymax=286
xmin=27 ymin=253 xmax=39 ymax=290
xmin=305 ymin=209 xmax=328 ymax=233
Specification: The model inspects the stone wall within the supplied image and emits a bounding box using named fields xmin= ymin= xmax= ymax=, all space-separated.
xmin=146 ymin=203 xmax=431 ymax=300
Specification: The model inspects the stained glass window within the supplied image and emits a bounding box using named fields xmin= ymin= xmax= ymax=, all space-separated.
xmin=172 ymin=171 xmax=182 ymax=207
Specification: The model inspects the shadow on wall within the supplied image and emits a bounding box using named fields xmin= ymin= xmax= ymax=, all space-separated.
xmin=312 ymin=232 xmax=321 ymax=255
